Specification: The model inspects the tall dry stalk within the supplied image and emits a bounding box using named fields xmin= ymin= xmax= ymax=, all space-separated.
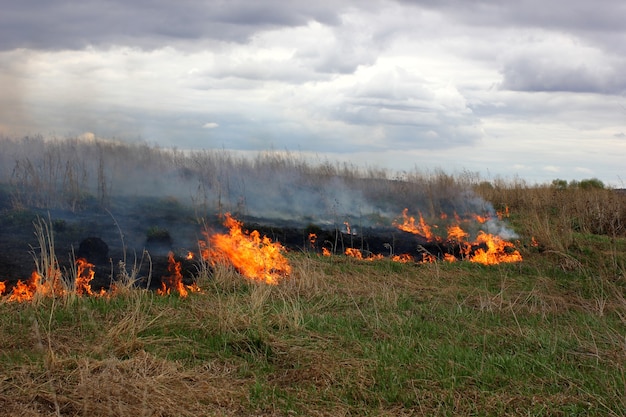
xmin=30 ymin=214 xmax=66 ymax=303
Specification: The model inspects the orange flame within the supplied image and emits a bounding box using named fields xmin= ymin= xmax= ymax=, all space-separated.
xmin=421 ymin=252 xmax=437 ymax=263
xmin=203 ymin=213 xmax=291 ymax=285
xmin=469 ymin=232 xmax=523 ymax=265
xmin=447 ymin=225 xmax=469 ymax=242
xmin=473 ymin=214 xmax=489 ymax=223
xmin=7 ymin=271 xmax=41 ymax=302
xmin=391 ymin=254 xmax=413 ymax=263
xmin=322 ymin=247 xmax=331 ymax=257
xmin=157 ymin=252 xmax=189 ymax=297
xmin=393 ymin=209 xmax=438 ymax=241
xmin=394 ymin=208 xmax=522 ymax=265
xmin=497 ymin=205 xmax=510 ymax=219
xmin=444 ymin=253 xmax=457 ymax=263
xmin=345 ymin=247 xmax=363 ymax=259
xmin=345 ymin=248 xmax=384 ymax=261
xmin=75 ymin=258 xmax=96 ymax=296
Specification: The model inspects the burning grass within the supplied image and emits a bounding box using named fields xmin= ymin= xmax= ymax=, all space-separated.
xmin=0 ymin=252 xmax=624 ymax=416
xmin=201 ymin=213 xmax=292 ymax=285
xmin=0 ymin=137 xmax=625 ymax=415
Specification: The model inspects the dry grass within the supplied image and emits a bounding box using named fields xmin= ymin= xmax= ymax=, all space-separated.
xmin=1 ymin=351 xmax=249 ymax=416
xmin=1 ymin=249 xmax=625 ymax=416
xmin=1 ymin=136 xmax=625 ymax=415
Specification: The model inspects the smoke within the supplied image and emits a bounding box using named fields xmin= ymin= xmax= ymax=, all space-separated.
xmin=0 ymin=136 xmax=518 ymax=241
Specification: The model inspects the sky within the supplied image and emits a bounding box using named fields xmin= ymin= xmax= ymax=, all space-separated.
xmin=1 ymin=0 xmax=625 ymax=186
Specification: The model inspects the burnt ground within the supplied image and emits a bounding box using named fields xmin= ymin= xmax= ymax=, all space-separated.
xmin=0 ymin=186 xmax=455 ymax=295
xmin=0 ymin=187 xmax=210 ymax=293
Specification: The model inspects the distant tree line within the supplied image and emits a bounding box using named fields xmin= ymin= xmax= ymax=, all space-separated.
xmin=551 ymin=178 xmax=605 ymax=190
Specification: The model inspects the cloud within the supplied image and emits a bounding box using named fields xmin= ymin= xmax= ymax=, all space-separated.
xmin=1 ymin=1 xmax=625 ymax=187
xmin=498 ymin=33 xmax=626 ymax=94
xmin=543 ymin=165 xmax=560 ymax=173
xmin=324 ymin=65 xmax=482 ymax=149
xmin=0 ymin=0 xmax=354 ymax=51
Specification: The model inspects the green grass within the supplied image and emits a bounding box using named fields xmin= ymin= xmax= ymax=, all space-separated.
xmin=0 ymin=138 xmax=625 ymax=415
xmin=1 ymin=248 xmax=623 ymax=416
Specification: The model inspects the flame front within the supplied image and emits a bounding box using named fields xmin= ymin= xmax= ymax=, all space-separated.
xmin=393 ymin=209 xmax=437 ymax=241
xmin=394 ymin=208 xmax=522 ymax=265
xmin=345 ymin=248 xmax=384 ymax=261
xmin=469 ymin=232 xmax=523 ymax=265
xmin=4 ymin=267 xmax=65 ymax=302
xmin=391 ymin=254 xmax=413 ymax=263
xmin=75 ymin=258 xmax=96 ymax=296
xmin=308 ymin=233 xmax=317 ymax=249
xmin=202 ymin=213 xmax=291 ymax=285
xmin=158 ymin=252 xmax=189 ymax=297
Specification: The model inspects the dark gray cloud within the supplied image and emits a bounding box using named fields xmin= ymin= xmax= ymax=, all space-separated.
xmin=496 ymin=32 xmax=626 ymax=94
xmin=0 ymin=0 xmax=348 ymax=50
xmin=399 ymin=0 xmax=626 ymax=32
xmin=500 ymin=59 xmax=626 ymax=94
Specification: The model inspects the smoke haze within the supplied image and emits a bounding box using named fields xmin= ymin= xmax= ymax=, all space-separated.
xmin=0 ymin=136 xmax=516 ymax=242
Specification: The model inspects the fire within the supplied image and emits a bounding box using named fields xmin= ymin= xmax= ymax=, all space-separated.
xmin=7 ymin=273 xmax=35 ymax=302
xmin=393 ymin=209 xmax=438 ymax=241
xmin=391 ymin=254 xmax=413 ymax=263
xmin=158 ymin=252 xmax=190 ymax=297
xmin=186 ymin=251 xmax=194 ymax=260
xmin=6 ymin=271 xmax=50 ymax=302
xmin=308 ymin=233 xmax=317 ymax=249
xmin=447 ymin=225 xmax=469 ymax=242
xmin=75 ymin=258 xmax=96 ymax=296
xmin=202 ymin=213 xmax=291 ymax=285
xmin=394 ymin=208 xmax=522 ymax=265
xmin=473 ymin=214 xmax=489 ymax=223
xmin=0 ymin=281 xmax=5 ymax=296
xmin=444 ymin=253 xmax=457 ymax=262
xmin=469 ymin=232 xmax=523 ymax=265
xmin=322 ymin=247 xmax=331 ymax=257
xmin=421 ymin=252 xmax=437 ymax=263
xmin=345 ymin=248 xmax=363 ymax=259
xmin=345 ymin=248 xmax=384 ymax=261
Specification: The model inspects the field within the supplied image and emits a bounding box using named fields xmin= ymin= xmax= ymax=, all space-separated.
xmin=0 ymin=137 xmax=625 ymax=416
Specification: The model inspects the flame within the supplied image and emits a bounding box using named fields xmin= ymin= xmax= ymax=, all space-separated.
xmin=394 ymin=208 xmax=522 ymax=265
xmin=345 ymin=248 xmax=363 ymax=259
xmin=202 ymin=213 xmax=291 ymax=285
xmin=0 ymin=281 xmax=5 ymax=296
xmin=308 ymin=233 xmax=317 ymax=249
xmin=186 ymin=251 xmax=194 ymax=260
xmin=158 ymin=252 xmax=189 ymax=297
xmin=7 ymin=271 xmax=40 ymax=302
xmin=75 ymin=258 xmax=96 ymax=296
xmin=322 ymin=247 xmax=331 ymax=257
xmin=469 ymin=232 xmax=523 ymax=265
xmin=393 ymin=209 xmax=438 ymax=241
xmin=345 ymin=248 xmax=384 ymax=261
xmin=391 ymin=254 xmax=413 ymax=263
xmin=444 ymin=253 xmax=457 ymax=263
xmin=447 ymin=225 xmax=469 ymax=242
xmin=421 ymin=252 xmax=437 ymax=263
xmin=473 ymin=214 xmax=489 ymax=223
